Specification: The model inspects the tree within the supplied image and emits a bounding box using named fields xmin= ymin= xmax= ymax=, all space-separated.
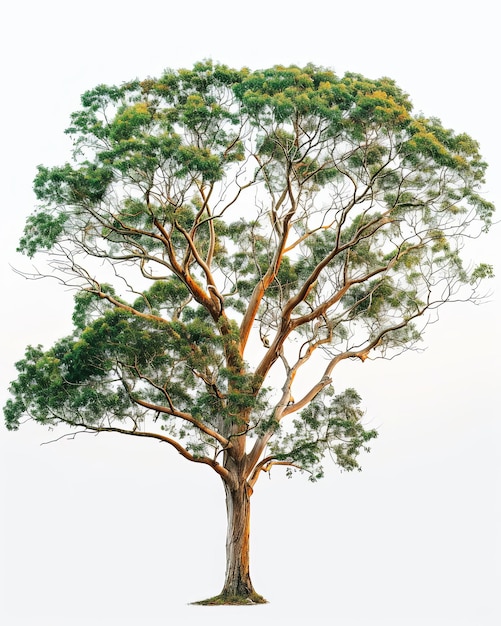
xmin=4 ymin=61 xmax=494 ymax=604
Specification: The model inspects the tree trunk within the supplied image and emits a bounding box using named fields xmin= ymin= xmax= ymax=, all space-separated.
xmin=192 ymin=474 xmax=267 ymax=604
xmin=221 ymin=480 xmax=255 ymax=598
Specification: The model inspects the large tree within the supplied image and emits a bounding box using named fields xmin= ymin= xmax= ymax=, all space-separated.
xmin=4 ymin=62 xmax=494 ymax=604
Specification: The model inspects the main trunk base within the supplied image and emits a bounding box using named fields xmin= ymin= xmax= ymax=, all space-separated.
xmin=191 ymin=591 xmax=268 ymax=605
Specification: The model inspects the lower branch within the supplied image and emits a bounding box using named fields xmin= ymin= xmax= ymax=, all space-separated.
xmin=248 ymin=457 xmax=307 ymax=488
xmin=59 ymin=420 xmax=231 ymax=481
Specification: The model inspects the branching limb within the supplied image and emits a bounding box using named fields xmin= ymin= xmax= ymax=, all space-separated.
xmin=118 ymin=366 xmax=232 ymax=449
xmin=61 ymin=420 xmax=231 ymax=481
xmin=248 ymin=456 xmax=311 ymax=488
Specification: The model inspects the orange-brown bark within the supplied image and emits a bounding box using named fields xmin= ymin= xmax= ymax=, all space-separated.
xmin=220 ymin=476 xmax=256 ymax=598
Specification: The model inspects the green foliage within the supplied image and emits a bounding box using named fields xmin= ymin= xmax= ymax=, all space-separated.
xmin=269 ymin=388 xmax=378 ymax=480
xmin=17 ymin=211 xmax=68 ymax=257
xmin=34 ymin=162 xmax=113 ymax=205
xmin=5 ymin=60 xmax=494 ymax=482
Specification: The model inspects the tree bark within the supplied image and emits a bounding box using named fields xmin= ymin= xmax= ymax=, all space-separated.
xmin=191 ymin=476 xmax=266 ymax=605
xmin=221 ymin=479 xmax=256 ymax=598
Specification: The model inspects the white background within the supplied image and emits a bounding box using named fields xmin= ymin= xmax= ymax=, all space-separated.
xmin=1 ymin=1 xmax=499 ymax=624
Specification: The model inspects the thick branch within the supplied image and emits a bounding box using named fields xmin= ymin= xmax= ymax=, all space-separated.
xmin=68 ymin=421 xmax=231 ymax=481
xmin=151 ymin=216 xmax=223 ymax=319
xmin=239 ymin=174 xmax=297 ymax=353
xmin=122 ymin=383 xmax=231 ymax=449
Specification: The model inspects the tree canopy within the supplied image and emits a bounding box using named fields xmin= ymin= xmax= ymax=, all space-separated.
xmin=4 ymin=61 xmax=494 ymax=602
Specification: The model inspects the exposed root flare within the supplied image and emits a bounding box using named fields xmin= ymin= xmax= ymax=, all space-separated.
xmin=190 ymin=592 xmax=268 ymax=606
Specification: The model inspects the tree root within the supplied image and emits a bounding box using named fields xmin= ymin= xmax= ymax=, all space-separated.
xmin=191 ymin=591 xmax=268 ymax=605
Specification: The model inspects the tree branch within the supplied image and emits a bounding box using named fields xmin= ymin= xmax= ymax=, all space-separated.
xmin=67 ymin=421 xmax=231 ymax=481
